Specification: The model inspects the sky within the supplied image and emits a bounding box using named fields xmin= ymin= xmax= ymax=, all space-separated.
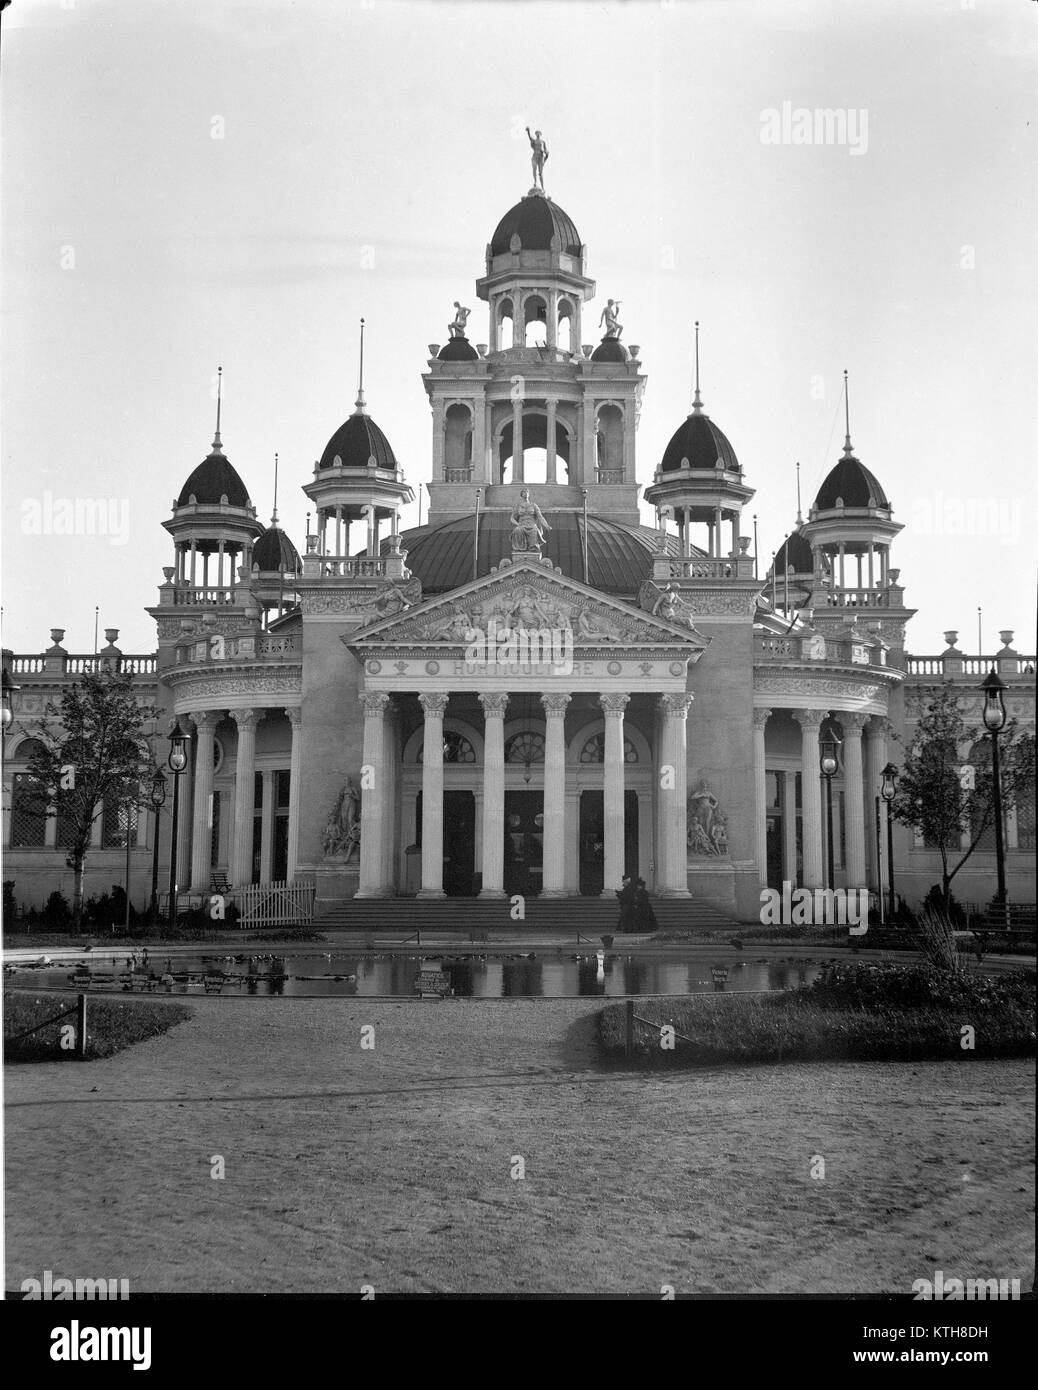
xmin=1 ymin=0 xmax=1035 ymax=657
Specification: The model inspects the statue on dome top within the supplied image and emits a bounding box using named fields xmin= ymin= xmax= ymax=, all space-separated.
xmin=448 ymin=302 xmax=471 ymax=339
xmin=600 ymin=299 xmax=623 ymax=339
xmin=526 ymin=127 xmax=548 ymax=191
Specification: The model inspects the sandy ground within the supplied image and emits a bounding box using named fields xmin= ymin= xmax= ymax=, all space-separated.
xmin=4 ymin=995 xmax=1034 ymax=1295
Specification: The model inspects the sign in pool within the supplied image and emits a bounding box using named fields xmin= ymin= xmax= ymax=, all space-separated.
xmin=7 ymin=952 xmax=824 ymax=999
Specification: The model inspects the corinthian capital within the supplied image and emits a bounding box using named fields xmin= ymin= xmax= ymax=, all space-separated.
xmin=598 ymin=693 xmax=630 ymax=715
xmin=419 ymin=693 xmax=449 ymax=717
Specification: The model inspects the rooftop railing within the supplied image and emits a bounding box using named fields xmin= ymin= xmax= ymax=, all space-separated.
xmin=9 ymin=654 xmax=158 ymax=677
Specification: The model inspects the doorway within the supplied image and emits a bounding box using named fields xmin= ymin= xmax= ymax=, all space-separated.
xmin=503 ymin=790 xmax=544 ymax=897
xmin=579 ymin=790 xmax=638 ymax=896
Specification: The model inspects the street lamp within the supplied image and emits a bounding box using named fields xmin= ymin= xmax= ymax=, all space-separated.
xmin=149 ymin=768 xmax=167 ymax=918
xmin=166 ymin=721 xmax=190 ymax=926
xmin=819 ymin=723 xmax=842 ymax=892
xmin=981 ymin=669 xmax=1008 ymax=906
xmin=880 ymin=761 xmax=899 ymax=919
xmin=1 ymin=658 xmax=19 ymax=761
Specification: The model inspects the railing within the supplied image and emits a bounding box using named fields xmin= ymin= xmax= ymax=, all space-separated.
xmin=10 ymin=654 xmax=157 ymax=677
xmin=596 ymin=469 xmax=625 ymax=485
xmin=308 ymin=557 xmax=386 ymax=579
xmin=172 ymin=585 xmax=235 ymax=606
xmin=820 ymin=589 xmax=893 ymax=608
xmin=755 ymin=636 xmax=797 ymax=659
xmin=443 ymin=468 xmax=473 ymax=482
xmin=176 ymin=633 xmax=299 ymax=665
xmin=236 ymin=880 xmax=316 ymax=927
xmin=905 ymin=654 xmax=1036 ymax=678
xmin=659 ymin=557 xmax=756 ymax=580
xmin=257 ymin=634 xmax=299 ymax=657
xmin=11 ymin=657 xmax=45 ymax=674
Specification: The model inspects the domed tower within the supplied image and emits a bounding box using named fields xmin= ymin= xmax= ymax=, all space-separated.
xmin=161 ymin=369 xmax=264 ymax=595
xmin=423 ymin=152 xmax=646 ymax=533
xmin=644 ymin=323 xmax=755 ymax=558
xmin=765 ymin=527 xmax=822 ymax=612
xmin=251 ymin=455 xmax=302 ymax=623
xmin=800 ymin=373 xmax=902 ymax=596
xmin=303 ymin=321 xmax=415 ymax=558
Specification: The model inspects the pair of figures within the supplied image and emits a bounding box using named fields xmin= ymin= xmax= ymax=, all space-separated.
xmin=323 ymin=777 xmax=361 ymax=860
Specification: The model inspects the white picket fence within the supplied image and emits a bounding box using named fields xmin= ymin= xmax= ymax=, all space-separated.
xmin=235 ymin=880 xmax=316 ymax=927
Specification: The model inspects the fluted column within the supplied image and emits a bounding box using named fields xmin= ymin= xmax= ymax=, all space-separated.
xmin=230 ymin=708 xmax=259 ymax=889
xmin=286 ymin=707 xmax=303 ymax=882
xmin=540 ymin=693 xmax=571 ymax=897
xmin=753 ymin=707 xmax=772 ymax=887
xmin=545 ymin=397 xmax=558 ymax=484
xmin=599 ymin=693 xmax=630 ymax=896
xmin=866 ymin=715 xmax=888 ymax=895
xmin=380 ymin=702 xmax=397 ymax=893
xmin=357 ymin=692 xmax=390 ymax=898
xmin=842 ymin=713 xmax=868 ymax=889
xmin=189 ymin=710 xmax=220 ymax=892
xmin=782 ymin=769 xmax=798 ymax=885
xmin=658 ymin=693 xmax=693 ymax=896
xmin=793 ymin=710 xmax=827 ymax=890
xmin=418 ymin=693 xmax=448 ymax=898
xmin=478 ymin=693 xmax=509 ymax=898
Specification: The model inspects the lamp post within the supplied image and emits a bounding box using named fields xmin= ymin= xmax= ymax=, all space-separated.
xmin=880 ymin=761 xmax=899 ymax=919
xmin=819 ymin=723 xmax=841 ymax=892
xmin=166 ymin=721 xmax=189 ymax=926
xmin=981 ymin=669 xmax=1008 ymax=906
xmin=149 ymin=768 xmax=167 ymax=919
xmin=1 ymin=657 xmax=19 ymax=761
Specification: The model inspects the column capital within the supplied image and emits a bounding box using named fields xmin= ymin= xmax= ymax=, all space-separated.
xmin=360 ymin=691 xmax=391 ymax=717
xmin=868 ymin=714 xmax=889 ymax=736
xmin=545 ymin=395 xmax=560 ymax=408
xmin=659 ymin=693 xmax=694 ymax=718
xmin=419 ymin=692 xmax=449 ymax=717
xmin=752 ymin=707 xmax=772 ymax=729
xmin=188 ymin=709 xmax=222 ymax=732
xmin=540 ymin=692 xmax=571 ymax=717
xmin=478 ymin=692 xmax=510 ymax=718
xmin=842 ymin=712 xmax=868 ymax=734
xmin=792 ymin=708 xmax=828 ymax=729
xmin=285 ymin=706 xmax=302 ymax=727
xmin=230 ymin=707 xmax=260 ymax=731
xmin=598 ymin=692 xmax=630 ymax=715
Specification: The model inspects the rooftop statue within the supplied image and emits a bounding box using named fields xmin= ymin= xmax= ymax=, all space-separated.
xmin=600 ymin=299 xmax=623 ymax=339
xmin=510 ymin=487 xmax=551 ymax=552
xmin=448 ymin=302 xmax=471 ymax=339
xmin=526 ymin=127 xmax=548 ymax=191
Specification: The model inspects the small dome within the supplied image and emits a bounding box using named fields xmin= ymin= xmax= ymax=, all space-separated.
xmin=177 ymin=451 xmax=252 ymax=508
xmin=590 ymin=337 xmax=628 ymax=363
xmin=252 ymin=524 xmax=301 ymax=575
xmin=773 ymin=530 xmax=814 ymax=574
xmin=815 ymin=456 xmax=888 ymax=510
xmin=660 ymin=413 xmax=740 ymax=473
xmin=490 ymin=193 xmax=582 ymax=257
xmin=319 ymin=412 xmax=398 ymax=472
xmin=438 ymin=337 xmax=479 ymax=362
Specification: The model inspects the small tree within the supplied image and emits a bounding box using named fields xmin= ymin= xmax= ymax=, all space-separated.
xmin=23 ymin=671 xmax=156 ymax=927
xmin=893 ymin=684 xmax=1034 ymax=906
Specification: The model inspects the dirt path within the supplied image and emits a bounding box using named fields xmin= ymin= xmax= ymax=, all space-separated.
xmin=5 ymin=997 xmax=1034 ymax=1295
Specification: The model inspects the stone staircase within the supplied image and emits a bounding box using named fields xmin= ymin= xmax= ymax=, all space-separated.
xmin=314 ymin=895 xmax=741 ymax=936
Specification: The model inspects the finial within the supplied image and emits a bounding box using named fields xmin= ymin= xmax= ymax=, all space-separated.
xmin=353 ymin=318 xmax=367 ymax=415
xmin=212 ymin=366 xmax=224 ymax=453
xmin=842 ymin=369 xmax=854 ymax=457
xmin=271 ymin=452 xmax=279 ymax=526
xmin=795 ymin=461 xmax=802 ymax=524
xmin=691 ymin=321 xmax=703 ymax=415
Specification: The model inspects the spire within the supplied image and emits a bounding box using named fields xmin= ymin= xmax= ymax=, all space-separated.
xmin=842 ymin=369 xmax=854 ymax=457
xmin=212 ymin=366 xmax=224 ymax=454
xmin=271 ymin=452 xmax=279 ymax=527
xmin=691 ymin=320 xmax=704 ymax=415
xmin=353 ymin=318 xmax=367 ymax=415
xmin=795 ymin=461 xmax=803 ymax=524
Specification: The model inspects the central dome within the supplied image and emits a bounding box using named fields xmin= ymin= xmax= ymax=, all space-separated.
xmin=319 ymin=413 xmax=398 ymax=471
xmin=388 ymin=512 xmax=693 ymax=595
xmin=490 ymin=193 xmax=582 ymax=257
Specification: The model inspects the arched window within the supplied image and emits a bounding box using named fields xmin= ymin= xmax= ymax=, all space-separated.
xmin=579 ymin=733 xmax=638 ymax=763
xmin=1011 ymin=733 xmax=1035 ymax=851
xmin=10 ymin=774 xmax=47 ymax=847
xmin=505 ymin=732 xmax=545 ymax=764
xmin=596 ymin=404 xmax=624 ymax=482
xmin=522 ymin=295 xmax=548 ymax=347
xmin=497 ymin=298 xmax=514 ymax=351
xmin=557 ymin=299 xmax=575 ymax=353
xmin=418 ymin=731 xmax=476 ymax=764
xmin=444 ymin=404 xmax=473 ymax=480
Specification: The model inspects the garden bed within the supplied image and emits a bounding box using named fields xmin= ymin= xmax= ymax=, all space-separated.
xmin=4 ymin=991 xmax=192 ymax=1063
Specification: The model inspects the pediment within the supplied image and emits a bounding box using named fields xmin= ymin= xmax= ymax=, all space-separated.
xmin=345 ymin=556 xmax=708 ymax=653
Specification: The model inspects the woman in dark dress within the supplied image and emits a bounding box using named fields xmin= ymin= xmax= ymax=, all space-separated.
xmin=615 ymin=876 xmax=639 ymax=934
xmin=633 ymin=878 xmax=658 ymax=933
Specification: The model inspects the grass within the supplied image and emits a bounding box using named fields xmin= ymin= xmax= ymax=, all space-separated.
xmin=598 ymin=962 xmax=1037 ymax=1067
xmin=4 ymin=991 xmax=192 ymax=1064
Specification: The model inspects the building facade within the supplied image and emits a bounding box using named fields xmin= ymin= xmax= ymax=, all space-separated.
xmin=3 ymin=181 xmax=1034 ymax=920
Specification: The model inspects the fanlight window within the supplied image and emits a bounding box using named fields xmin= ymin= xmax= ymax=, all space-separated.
xmin=505 ymin=732 xmax=545 ymax=764
xmin=579 ymin=733 xmax=638 ymax=764
xmin=418 ymin=731 xmax=476 ymax=764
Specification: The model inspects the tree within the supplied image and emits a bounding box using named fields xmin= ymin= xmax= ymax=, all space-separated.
xmin=893 ymin=684 xmax=1034 ymax=905
xmin=23 ymin=671 xmax=156 ymax=927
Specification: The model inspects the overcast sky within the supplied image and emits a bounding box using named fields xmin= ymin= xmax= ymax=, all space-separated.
xmin=2 ymin=0 xmax=1035 ymax=656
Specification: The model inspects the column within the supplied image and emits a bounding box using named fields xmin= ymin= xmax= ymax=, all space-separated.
xmin=545 ymin=397 xmax=558 ymax=484
xmin=599 ymin=693 xmax=630 ymax=896
xmin=581 ymin=399 xmax=595 ymax=486
xmin=782 ymin=768 xmax=798 ymax=886
xmin=432 ymin=400 xmax=446 ymax=478
xmin=380 ymin=702 xmax=397 ymax=893
xmin=867 ymin=544 xmax=875 ymax=589
xmin=286 ymin=707 xmax=303 ymax=882
xmin=259 ymin=771 xmax=274 ymax=882
xmin=838 ymin=542 xmax=846 ymax=589
xmin=793 ymin=709 xmax=827 ymax=890
xmin=866 ymin=715 xmax=887 ymax=893
xmin=478 ymin=693 xmax=509 ymax=898
xmin=659 ymin=694 xmax=693 ymax=896
xmin=540 ymin=693 xmax=571 ymax=897
xmin=752 ymin=708 xmax=772 ymax=888
xmin=175 ymin=721 xmax=194 ymax=892
xmin=229 ymin=708 xmax=259 ymax=888
xmin=512 ymin=403 xmax=524 ymax=485
xmin=418 ymin=693 xmax=448 ymax=898
xmin=713 ymin=505 xmax=723 ymax=557
xmin=357 ymin=692 xmax=390 ymax=897
xmin=842 ymin=714 xmax=868 ymax=889
xmin=189 ymin=710 xmax=220 ymax=892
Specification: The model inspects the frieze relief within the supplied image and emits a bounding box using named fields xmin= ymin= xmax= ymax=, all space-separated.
xmin=753 ymin=674 xmax=882 ymax=702
xmin=170 ymin=670 xmax=302 ymax=704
